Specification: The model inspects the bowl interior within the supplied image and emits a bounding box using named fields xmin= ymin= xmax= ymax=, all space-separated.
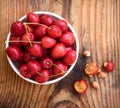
xmin=6 ymin=11 xmax=79 ymax=85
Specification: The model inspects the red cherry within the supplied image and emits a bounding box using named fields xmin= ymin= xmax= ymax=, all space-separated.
xmin=9 ymin=36 xmax=21 ymax=47
xmin=63 ymin=50 xmax=76 ymax=65
xmin=22 ymin=52 xmax=31 ymax=62
xmin=10 ymin=21 xmax=25 ymax=37
xmin=27 ymin=12 xmax=40 ymax=23
xmin=33 ymin=26 xmax=47 ymax=40
xmin=60 ymin=32 xmax=75 ymax=46
xmin=53 ymin=61 xmax=67 ymax=77
xmin=40 ymin=56 xmax=53 ymax=69
xmin=40 ymin=15 xmax=54 ymax=26
xmin=104 ymin=61 xmax=114 ymax=72
xmin=51 ymin=43 xmax=67 ymax=59
xmin=28 ymin=43 xmax=44 ymax=58
xmin=35 ymin=70 xmax=50 ymax=83
xmin=47 ymin=25 xmax=62 ymax=38
xmin=21 ymin=33 xmax=34 ymax=46
xmin=41 ymin=36 xmax=56 ymax=48
xmin=6 ymin=46 xmax=22 ymax=61
xmin=55 ymin=20 xmax=68 ymax=32
xmin=27 ymin=60 xmax=41 ymax=75
xmin=20 ymin=64 xmax=31 ymax=78
xmin=22 ymin=51 xmax=36 ymax=63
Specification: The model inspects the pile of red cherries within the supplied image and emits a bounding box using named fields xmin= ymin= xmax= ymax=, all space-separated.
xmin=6 ymin=12 xmax=76 ymax=83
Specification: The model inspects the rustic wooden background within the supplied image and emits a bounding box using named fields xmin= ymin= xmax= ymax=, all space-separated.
xmin=0 ymin=0 xmax=120 ymax=108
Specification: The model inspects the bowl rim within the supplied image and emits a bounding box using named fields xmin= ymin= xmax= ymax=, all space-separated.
xmin=6 ymin=11 xmax=79 ymax=85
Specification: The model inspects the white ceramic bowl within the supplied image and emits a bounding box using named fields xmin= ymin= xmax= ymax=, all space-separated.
xmin=6 ymin=11 xmax=79 ymax=85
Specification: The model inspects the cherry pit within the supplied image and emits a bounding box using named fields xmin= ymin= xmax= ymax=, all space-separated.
xmin=6 ymin=12 xmax=77 ymax=84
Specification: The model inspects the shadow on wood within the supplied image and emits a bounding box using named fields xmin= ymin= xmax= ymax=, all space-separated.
xmin=47 ymin=53 xmax=87 ymax=108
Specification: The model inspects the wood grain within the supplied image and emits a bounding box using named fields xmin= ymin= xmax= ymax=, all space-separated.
xmin=0 ymin=0 xmax=120 ymax=108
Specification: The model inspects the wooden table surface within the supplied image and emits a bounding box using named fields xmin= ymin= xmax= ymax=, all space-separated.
xmin=0 ymin=0 xmax=120 ymax=108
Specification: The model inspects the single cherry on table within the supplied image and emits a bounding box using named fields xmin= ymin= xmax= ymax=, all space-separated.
xmin=104 ymin=61 xmax=114 ymax=72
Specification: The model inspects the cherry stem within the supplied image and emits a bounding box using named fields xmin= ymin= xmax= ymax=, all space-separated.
xmin=36 ymin=70 xmax=66 ymax=79
xmin=46 ymin=61 xmax=50 ymax=65
xmin=5 ymin=40 xmax=41 ymax=44
xmin=36 ymin=64 xmax=66 ymax=79
xmin=23 ymin=22 xmax=51 ymax=29
xmin=52 ymin=64 xmax=65 ymax=74
xmin=49 ymin=71 xmax=66 ymax=78
xmin=23 ymin=23 xmax=32 ymax=46
xmin=36 ymin=72 xmax=45 ymax=76
xmin=49 ymin=64 xmax=66 ymax=78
